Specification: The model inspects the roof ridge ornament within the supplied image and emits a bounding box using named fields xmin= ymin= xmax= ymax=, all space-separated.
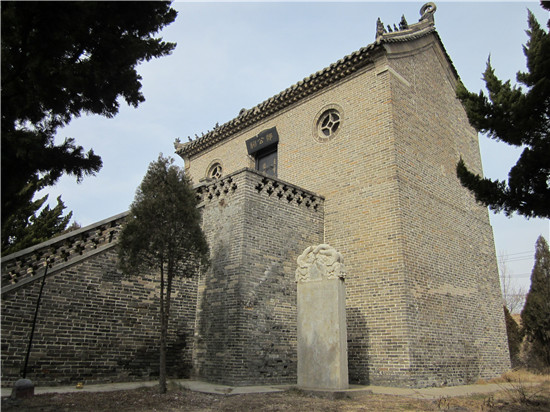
xmin=376 ymin=17 xmax=386 ymax=38
xmin=375 ymin=3 xmax=436 ymax=40
xmin=419 ymin=2 xmax=437 ymax=22
xmin=399 ymin=15 xmax=409 ymax=30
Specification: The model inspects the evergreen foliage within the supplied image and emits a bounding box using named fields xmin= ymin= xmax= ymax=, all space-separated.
xmin=1 ymin=195 xmax=72 ymax=256
xmin=1 ymin=1 xmax=177 ymax=252
xmin=521 ymin=235 xmax=550 ymax=368
xmin=456 ymin=3 xmax=550 ymax=219
xmin=118 ymin=155 xmax=209 ymax=393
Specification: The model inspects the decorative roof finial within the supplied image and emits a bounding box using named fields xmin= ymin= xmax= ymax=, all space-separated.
xmin=419 ymin=2 xmax=437 ymax=22
xmin=399 ymin=15 xmax=409 ymax=30
xmin=376 ymin=17 xmax=386 ymax=38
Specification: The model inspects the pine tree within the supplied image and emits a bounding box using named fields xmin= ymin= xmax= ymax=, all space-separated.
xmin=1 ymin=195 xmax=72 ymax=256
xmin=521 ymin=235 xmax=550 ymax=368
xmin=456 ymin=3 xmax=550 ymax=219
xmin=118 ymin=155 xmax=209 ymax=393
xmin=1 ymin=1 xmax=177 ymax=247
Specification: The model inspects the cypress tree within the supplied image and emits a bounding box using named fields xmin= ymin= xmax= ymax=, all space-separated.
xmin=118 ymin=155 xmax=209 ymax=393
xmin=456 ymin=3 xmax=550 ymax=219
xmin=503 ymin=305 xmax=523 ymax=367
xmin=1 ymin=195 xmax=72 ymax=255
xmin=521 ymin=235 xmax=550 ymax=368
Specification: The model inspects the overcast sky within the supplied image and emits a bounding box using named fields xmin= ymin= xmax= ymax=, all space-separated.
xmin=43 ymin=1 xmax=548 ymax=293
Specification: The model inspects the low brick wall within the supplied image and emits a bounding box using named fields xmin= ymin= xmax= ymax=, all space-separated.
xmin=1 ymin=214 xmax=197 ymax=387
xmin=2 ymin=212 xmax=128 ymax=291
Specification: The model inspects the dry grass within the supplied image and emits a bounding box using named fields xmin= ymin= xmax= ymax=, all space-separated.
xmin=488 ymin=369 xmax=550 ymax=384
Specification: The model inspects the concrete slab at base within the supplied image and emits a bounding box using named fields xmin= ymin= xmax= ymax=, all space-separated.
xmin=297 ymin=388 xmax=370 ymax=400
xmin=1 ymin=379 xmax=533 ymax=400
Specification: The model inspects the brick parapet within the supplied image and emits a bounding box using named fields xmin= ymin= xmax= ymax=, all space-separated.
xmin=194 ymin=168 xmax=323 ymax=211
xmin=1 ymin=212 xmax=129 ymax=293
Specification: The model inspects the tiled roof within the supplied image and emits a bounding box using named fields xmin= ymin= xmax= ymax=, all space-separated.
xmin=175 ymin=2 xmax=454 ymax=158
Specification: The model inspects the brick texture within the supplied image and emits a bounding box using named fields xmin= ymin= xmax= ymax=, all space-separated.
xmin=1 ymin=218 xmax=197 ymax=387
xmin=193 ymin=169 xmax=324 ymax=385
xmin=182 ymin=32 xmax=510 ymax=387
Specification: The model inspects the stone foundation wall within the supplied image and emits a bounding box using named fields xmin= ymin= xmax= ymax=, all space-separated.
xmin=193 ymin=169 xmax=324 ymax=385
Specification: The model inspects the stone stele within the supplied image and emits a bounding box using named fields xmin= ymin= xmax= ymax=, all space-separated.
xmin=296 ymin=244 xmax=348 ymax=390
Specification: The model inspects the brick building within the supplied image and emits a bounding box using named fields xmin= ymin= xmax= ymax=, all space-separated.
xmin=175 ymin=3 xmax=510 ymax=387
xmin=2 ymin=3 xmax=510 ymax=388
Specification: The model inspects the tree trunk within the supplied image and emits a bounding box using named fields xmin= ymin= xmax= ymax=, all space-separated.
xmin=163 ymin=263 xmax=175 ymax=389
xmin=166 ymin=262 xmax=174 ymax=329
xmin=159 ymin=262 xmax=167 ymax=394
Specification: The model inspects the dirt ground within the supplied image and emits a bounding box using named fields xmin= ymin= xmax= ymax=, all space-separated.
xmin=2 ymin=380 xmax=550 ymax=412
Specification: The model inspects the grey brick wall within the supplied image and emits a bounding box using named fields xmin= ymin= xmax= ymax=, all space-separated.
xmin=387 ymin=37 xmax=510 ymax=386
xmin=193 ymin=169 xmax=324 ymax=385
xmin=1 ymin=223 xmax=197 ymax=387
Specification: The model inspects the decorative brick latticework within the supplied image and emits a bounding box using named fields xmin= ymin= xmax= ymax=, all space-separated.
xmin=2 ymin=212 xmax=128 ymax=293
